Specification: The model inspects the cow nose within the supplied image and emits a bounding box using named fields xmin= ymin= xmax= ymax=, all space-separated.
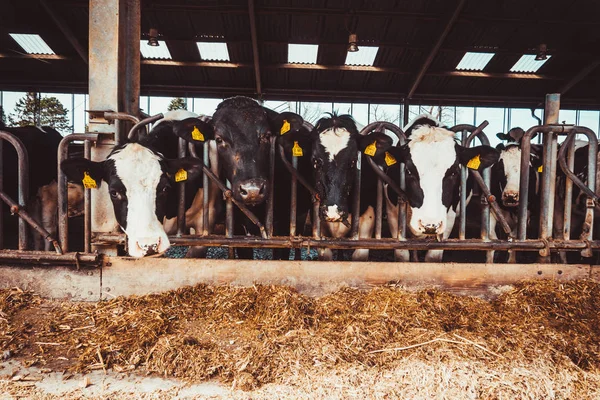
xmin=502 ymin=192 xmax=519 ymax=206
xmin=321 ymin=205 xmax=345 ymax=222
xmin=418 ymin=220 xmax=444 ymax=235
xmin=238 ymin=179 xmax=268 ymax=205
xmin=135 ymin=237 xmax=161 ymax=257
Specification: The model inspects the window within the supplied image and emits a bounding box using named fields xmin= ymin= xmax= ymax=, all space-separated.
xmin=140 ymin=40 xmax=172 ymax=59
xmin=288 ymin=44 xmax=318 ymax=64
xmin=9 ymin=34 xmax=54 ymax=54
xmin=456 ymin=52 xmax=495 ymax=71
xmin=345 ymin=46 xmax=379 ymax=66
xmin=510 ymin=55 xmax=551 ymax=73
xmin=197 ymin=42 xmax=230 ymax=61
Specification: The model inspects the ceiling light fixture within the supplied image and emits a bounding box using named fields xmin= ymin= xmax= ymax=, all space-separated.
xmin=535 ymin=43 xmax=547 ymax=61
xmin=348 ymin=33 xmax=359 ymax=52
xmin=147 ymin=28 xmax=159 ymax=47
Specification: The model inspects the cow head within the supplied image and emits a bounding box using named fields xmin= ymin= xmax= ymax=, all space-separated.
xmin=383 ymin=117 xmax=499 ymax=236
xmin=61 ymin=142 xmax=203 ymax=257
xmin=493 ymin=137 xmax=543 ymax=207
xmin=173 ymin=96 xmax=303 ymax=206
xmin=309 ymin=114 xmax=392 ymax=222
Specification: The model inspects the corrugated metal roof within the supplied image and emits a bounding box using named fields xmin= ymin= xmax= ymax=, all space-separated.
xmin=510 ymin=55 xmax=551 ymax=73
xmin=9 ymin=33 xmax=54 ymax=55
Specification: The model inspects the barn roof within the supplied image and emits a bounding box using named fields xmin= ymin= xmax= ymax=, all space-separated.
xmin=1 ymin=0 xmax=599 ymax=108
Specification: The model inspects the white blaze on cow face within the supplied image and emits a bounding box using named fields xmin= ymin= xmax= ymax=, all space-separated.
xmin=110 ymin=143 xmax=170 ymax=257
xmin=325 ymin=205 xmax=342 ymax=221
xmin=499 ymin=146 xmax=522 ymax=205
xmin=407 ymin=125 xmax=457 ymax=236
xmin=319 ymin=127 xmax=351 ymax=161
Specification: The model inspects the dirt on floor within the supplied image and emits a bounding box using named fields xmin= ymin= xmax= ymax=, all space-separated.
xmin=1 ymin=279 xmax=600 ymax=398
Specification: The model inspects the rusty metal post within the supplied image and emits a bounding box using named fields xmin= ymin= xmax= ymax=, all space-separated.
xmin=177 ymin=138 xmax=187 ymax=236
xmin=89 ymin=0 xmax=141 ymax=256
xmin=0 ymin=138 xmax=3 ymax=249
xmin=290 ymin=155 xmax=298 ymax=236
xmin=202 ymin=143 xmax=211 ymax=236
xmin=538 ymin=94 xmax=560 ymax=262
xmin=265 ymin=137 xmax=275 ymax=237
xmin=375 ymin=163 xmax=383 ymax=239
xmin=459 ymin=129 xmax=467 ymax=239
xmin=225 ymin=180 xmax=235 ymax=259
xmin=563 ymin=138 xmax=575 ymax=241
xmin=350 ymin=151 xmax=362 ymax=239
xmin=84 ymin=139 xmax=92 ymax=253
xmin=518 ymin=129 xmax=535 ymax=241
xmin=0 ymin=131 xmax=29 ymax=250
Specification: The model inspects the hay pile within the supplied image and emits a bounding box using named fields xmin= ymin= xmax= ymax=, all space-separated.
xmin=1 ymin=280 xmax=600 ymax=396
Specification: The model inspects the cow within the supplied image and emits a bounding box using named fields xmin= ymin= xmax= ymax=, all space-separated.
xmin=1 ymin=125 xmax=84 ymax=251
xmin=296 ymin=113 xmax=393 ymax=261
xmin=171 ymin=96 xmax=305 ymax=259
xmin=379 ymin=115 xmax=500 ymax=262
xmin=61 ymin=111 xmax=211 ymax=258
xmin=488 ymin=128 xmax=543 ymax=262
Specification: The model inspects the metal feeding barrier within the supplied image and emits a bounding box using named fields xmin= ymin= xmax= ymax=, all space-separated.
xmin=2 ymin=105 xmax=600 ymax=264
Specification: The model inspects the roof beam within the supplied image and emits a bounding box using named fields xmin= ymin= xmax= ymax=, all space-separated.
xmin=558 ymin=59 xmax=600 ymax=96
xmin=39 ymin=0 xmax=88 ymax=64
xmin=407 ymin=0 xmax=468 ymax=99
xmin=248 ymin=0 xmax=262 ymax=99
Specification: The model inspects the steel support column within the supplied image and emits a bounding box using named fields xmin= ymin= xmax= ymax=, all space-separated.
xmin=248 ymin=0 xmax=263 ymax=100
xmin=88 ymin=0 xmax=141 ymax=255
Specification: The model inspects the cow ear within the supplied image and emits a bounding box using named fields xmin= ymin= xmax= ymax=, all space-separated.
xmin=61 ymin=158 xmax=105 ymax=189
xmin=358 ymin=132 xmax=393 ymax=159
xmin=457 ymin=145 xmax=500 ymax=171
xmin=496 ymin=132 xmax=511 ymax=141
xmin=163 ymin=157 xmax=204 ymax=183
xmin=278 ymin=124 xmax=311 ymax=155
xmin=270 ymin=111 xmax=304 ymax=136
xmin=530 ymin=144 xmax=544 ymax=169
xmin=172 ymin=118 xmax=214 ymax=143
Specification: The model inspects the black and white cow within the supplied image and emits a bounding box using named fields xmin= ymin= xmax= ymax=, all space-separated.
xmin=168 ymin=97 xmax=306 ymax=259
xmin=61 ymin=111 xmax=211 ymax=258
xmin=379 ymin=115 xmax=500 ymax=262
xmin=1 ymin=125 xmax=84 ymax=251
xmin=488 ymin=128 xmax=543 ymax=261
xmin=303 ymin=113 xmax=392 ymax=261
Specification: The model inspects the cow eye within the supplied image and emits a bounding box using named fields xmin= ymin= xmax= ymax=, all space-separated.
xmin=109 ymin=189 xmax=120 ymax=199
xmin=215 ymin=136 xmax=223 ymax=144
xmin=313 ymin=158 xmax=323 ymax=169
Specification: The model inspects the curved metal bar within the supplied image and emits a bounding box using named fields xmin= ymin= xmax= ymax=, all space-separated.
xmin=58 ymin=134 xmax=99 ymax=253
xmin=0 ymin=130 xmax=29 ymax=250
xmin=128 ymin=113 xmax=164 ymax=141
xmin=103 ymin=111 xmax=140 ymax=125
xmin=558 ymin=128 xmax=599 ymax=205
xmin=365 ymin=158 xmax=407 ymax=202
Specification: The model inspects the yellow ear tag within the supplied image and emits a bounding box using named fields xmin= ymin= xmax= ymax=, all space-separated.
xmin=82 ymin=171 xmax=97 ymax=189
xmin=175 ymin=168 xmax=188 ymax=182
xmin=466 ymin=154 xmax=481 ymax=170
xmin=280 ymin=120 xmax=291 ymax=135
xmin=191 ymin=126 xmax=204 ymax=141
xmin=384 ymin=152 xmax=397 ymax=166
xmin=364 ymin=141 xmax=377 ymax=157
xmin=537 ymin=165 xmax=543 ymax=173
xmin=292 ymin=141 xmax=303 ymax=157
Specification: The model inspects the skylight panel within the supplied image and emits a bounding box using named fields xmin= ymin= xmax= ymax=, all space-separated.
xmin=139 ymin=40 xmax=172 ymax=59
xmin=197 ymin=42 xmax=230 ymax=61
xmin=9 ymin=33 xmax=54 ymax=55
xmin=345 ymin=46 xmax=379 ymax=66
xmin=288 ymin=44 xmax=319 ymax=64
xmin=456 ymin=52 xmax=495 ymax=71
xmin=510 ymin=54 xmax=551 ymax=73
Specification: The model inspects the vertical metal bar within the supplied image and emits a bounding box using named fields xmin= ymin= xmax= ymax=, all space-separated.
xmin=289 ymin=155 xmax=298 ymax=236
xmin=225 ymin=180 xmax=235 ymax=259
xmin=84 ymin=139 xmax=91 ymax=252
xmin=403 ymin=98 xmax=409 ymax=126
xmin=563 ymin=139 xmax=575 ymax=240
xmin=177 ymin=137 xmax=187 ymax=236
xmin=265 ymin=137 xmax=275 ymax=237
xmin=375 ymin=164 xmax=383 ymax=239
xmin=583 ymin=133 xmax=598 ymax=250
xmin=397 ymin=163 xmax=407 ymax=241
xmin=0 ymin=139 xmax=3 ymax=249
xmin=518 ymin=131 xmax=533 ymax=241
xmin=538 ymin=94 xmax=560 ymax=254
xmin=202 ymin=143 xmax=210 ymax=236
xmin=350 ymin=151 xmax=362 ymax=239
xmin=119 ymin=0 xmax=141 ymax=142
xmin=482 ymin=166 xmax=492 ymax=262
xmin=459 ymin=130 xmax=467 ymax=240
